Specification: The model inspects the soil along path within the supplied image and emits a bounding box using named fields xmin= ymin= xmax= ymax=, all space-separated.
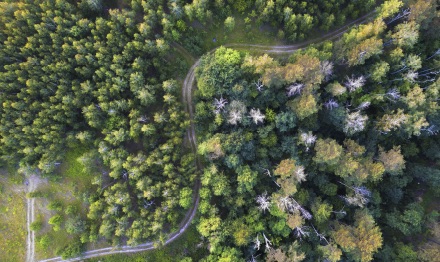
xmin=36 ymin=11 xmax=375 ymax=262
xmin=26 ymin=174 xmax=44 ymax=262
xmin=26 ymin=179 xmax=35 ymax=262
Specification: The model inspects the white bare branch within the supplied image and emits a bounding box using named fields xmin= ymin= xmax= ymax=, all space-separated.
xmin=355 ymin=101 xmax=371 ymax=111
xmin=228 ymin=110 xmax=242 ymax=125
xmin=426 ymin=48 xmax=440 ymax=60
xmin=299 ymin=131 xmax=317 ymax=151
xmin=324 ymin=99 xmax=339 ymax=110
xmin=249 ymin=108 xmax=266 ymax=124
xmin=253 ymin=235 xmax=261 ymax=250
xmin=261 ymin=168 xmax=271 ymax=177
xmin=312 ymin=224 xmax=329 ymax=244
xmin=262 ymin=233 xmax=272 ymax=251
xmin=256 ymin=192 xmax=271 ymax=213
xmin=277 ymin=196 xmax=291 ymax=212
xmin=278 ymin=196 xmax=313 ymax=219
xmin=386 ymin=88 xmax=401 ymax=101
xmin=138 ymin=115 xmax=148 ymax=123
xmin=405 ymin=70 xmax=418 ymax=83
xmin=286 ymin=83 xmax=304 ymax=97
xmin=255 ymin=79 xmax=264 ymax=92
xmin=320 ymin=61 xmax=334 ymax=80
xmin=421 ymin=125 xmax=439 ymax=135
xmin=344 ymin=75 xmax=366 ymax=92
xmin=293 ymin=166 xmax=307 ymax=183
xmin=294 ymin=226 xmax=310 ymax=239
xmin=213 ymin=96 xmax=228 ymax=114
xmin=344 ymin=111 xmax=368 ymax=135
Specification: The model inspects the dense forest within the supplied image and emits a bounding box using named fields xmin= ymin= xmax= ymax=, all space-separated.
xmin=194 ymin=0 xmax=440 ymax=261
xmin=0 ymin=0 xmax=439 ymax=261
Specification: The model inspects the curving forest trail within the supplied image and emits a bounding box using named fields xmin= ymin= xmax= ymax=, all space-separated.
xmin=26 ymin=177 xmax=36 ymax=262
xmin=34 ymin=11 xmax=375 ymax=262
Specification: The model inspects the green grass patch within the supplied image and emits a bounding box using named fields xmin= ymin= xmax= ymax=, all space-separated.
xmin=87 ymin=226 xmax=208 ymax=262
xmin=0 ymin=171 xmax=26 ymax=262
xmin=63 ymin=145 xmax=91 ymax=179
xmin=196 ymin=13 xmax=283 ymax=52
xmin=35 ymin=144 xmax=97 ymax=260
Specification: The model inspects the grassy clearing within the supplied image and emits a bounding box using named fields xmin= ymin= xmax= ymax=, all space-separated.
xmin=87 ymin=225 xmax=208 ymax=262
xmin=34 ymin=145 xmax=97 ymax=260
xmin=194 ymin=13 xmax=283 ymax=53
xmin=0 ymin=169 xmax=26 ymax=262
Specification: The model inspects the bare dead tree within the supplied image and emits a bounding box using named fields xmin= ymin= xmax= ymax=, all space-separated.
xmin=385 ymin=88 xmax=401 ymax=101
xmin=213 ymin=96 xmax=228 ymax=114
xmin=344 ymin=75 xmax=366 ymax=92
xmin=421 ymin=125 xmax=439 ymax=136
xmin=386 ymin=8 xmax=411 ymax=24
xmin=253 ymin=235 xmax=261 ymax=250
xmin=273 ymin=196 xmax=314 ymax=220
xmin=286 ymin=83 xmax=304 ymax=97
xmin=294 ymin=226 xmax=310 ymax=239
xmin=249 ymin=108 xmax=266 ymax=124
xmin=344 ymin=111 xmax=368 ymax=135
xmin=426 ymin=48 xmax=440 ymax=60
xmin=247 ymin=254 xmax=259 ymax=262
xmin=255 ymin=79 xmax=264 ymax=92
xmin=405 ymin=70 xmax=418 ymax=83
xmin=324 ymin=99 xmax=339 ymax=110
xmin=138 ymin=115 xmax=148 ymax=123
xmin=228 ymin=111 xmax=242 ymax=125
xmin=261 ymin=167 xmax=271 ymax=177
xmin=355 ymin=101 xmax=371 ymax=111
xmin=320 ymin=60 xmax=334 ymax=81
xmin=331 ymin=206 xmax=347 ymax=216
xmin=311 ymin=224 xmax=329 ymax=244
xmin=299 ymin=131 xmax=317 ymax=151
xmin=339 ymin=182 xmax=371 ymax=207
xmin=262 ymin=233 xmax=272 ymax=251
xmin=256 ymin=192 xmax=271 ymax=213
xmin=294 ymin=166 xmax=307 ymax=183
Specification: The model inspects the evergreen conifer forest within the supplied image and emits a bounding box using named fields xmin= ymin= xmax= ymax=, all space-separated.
xmin=0 ymin=0 xmax=439 ymax=261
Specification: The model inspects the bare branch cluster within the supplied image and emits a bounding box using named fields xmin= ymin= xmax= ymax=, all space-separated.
xmin=405 ymin=70 xmax=418 ymax=83
xmin=294 ymin=226 xmax=310 ymax=239
xmin=355 ymin=101 xmax=371 ymax=111
xmin=256 ymin=192 xmax=271 ymax=213
xmin=344 ymin=75 xmax=366 ymax=92
xmin=255 ymin=79 xmax=264 ymax=92
xmin=213 ymin=96 xmax=228 ymax=114
xmin=324 ymin=99 xmax=339 ymax=110
xmin=294 ymin=166 xmax=307 ymax=183
xmin=277 ymin=196 xmax=312 ymax=220
xmin=228 ymin=111 xmax=242 ymax=125
xmin=262 ymin=232 xmax=272 ymax=251
xmin=299 ymin=131 xmax=317 ymax=151
xmin=249 ymin=108 xmax=266 ymax=124
xmin=339 ymin=182 xmax=371 ymax=207
xmin=253 ymin=235 xmax=261 ymax=250
xmin=320 ymin=60 xmax=334 ymax=80
xmin=344 ymin=111 xmax=368 ymax=135
xmin=286 ymin=83 xmax=305 ymax=97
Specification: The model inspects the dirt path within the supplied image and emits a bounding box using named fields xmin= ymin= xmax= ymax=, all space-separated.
xmin=36 ymin=11 xmax=375 ymax=261
xmin=26 ymin=174 xmax=46 ymax=262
